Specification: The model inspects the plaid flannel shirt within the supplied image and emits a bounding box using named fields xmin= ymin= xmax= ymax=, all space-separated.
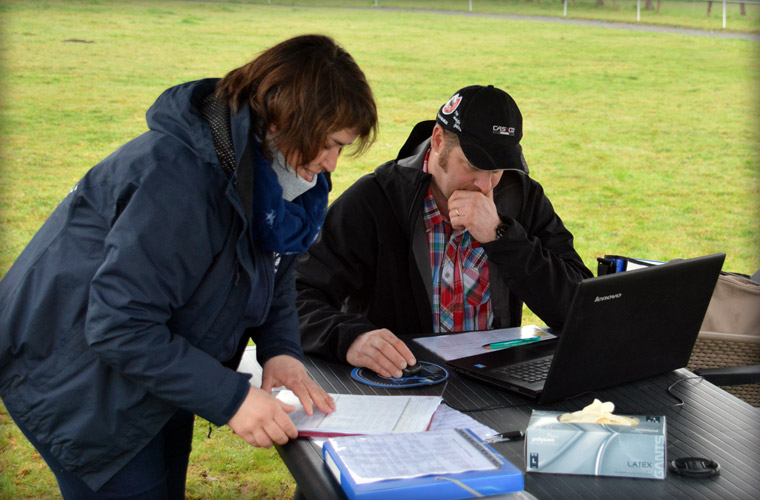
xmin=423 ymin=152 xmax=492 ymax=333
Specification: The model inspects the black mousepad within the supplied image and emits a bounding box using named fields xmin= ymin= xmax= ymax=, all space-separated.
xmin=351 ymin=361 xmax=449 ymax=388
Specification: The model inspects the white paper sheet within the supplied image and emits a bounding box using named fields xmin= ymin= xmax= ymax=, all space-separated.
xmin=277 ymin=391 xmax=441 ymax=435
xmin=412 ymin=325 xmax=555 ymax=361
xmin=327 ymin=429 xmax=498 ymax=484
xmin=428 ymin=403 xmax=498 ymax=441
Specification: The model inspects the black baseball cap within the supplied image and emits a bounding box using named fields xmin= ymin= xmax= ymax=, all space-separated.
xmin=436 ymin=85 xmax=524 ymax=172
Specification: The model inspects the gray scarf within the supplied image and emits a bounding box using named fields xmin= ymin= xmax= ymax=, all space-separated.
xmin=270 ymin=145 xmax=318 ymax=202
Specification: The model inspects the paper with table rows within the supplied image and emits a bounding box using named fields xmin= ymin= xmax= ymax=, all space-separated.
xmin=327 ymin=428 xmax=499 ymax=484
xmin=277 ymin=391 xmax=441 ymax=435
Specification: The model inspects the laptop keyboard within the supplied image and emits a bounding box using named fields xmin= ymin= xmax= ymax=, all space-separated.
xmin=493 ymin=357 xmax=552 ymax=383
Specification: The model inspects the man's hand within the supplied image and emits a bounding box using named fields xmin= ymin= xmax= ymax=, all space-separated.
xmin=261 ymin=355 xmax=335 ymax=416
xmin=227 ymin=386 xmax=298 ymax=448
xmin=346 ymin=329 xmax=416 ymax=378
xmin=448 ymin=189 xmax=501 ymax=243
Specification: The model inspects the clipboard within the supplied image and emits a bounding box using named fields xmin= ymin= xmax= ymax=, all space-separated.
xmin=322 ymin=428 xmax=524 ymax=500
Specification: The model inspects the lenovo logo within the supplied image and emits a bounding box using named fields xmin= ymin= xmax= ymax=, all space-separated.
xmin=594 ymin=293 xmax=622 ymax=302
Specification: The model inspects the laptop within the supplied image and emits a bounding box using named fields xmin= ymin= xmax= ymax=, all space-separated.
xmin=446 ymin=253 xmax=725 ymax=404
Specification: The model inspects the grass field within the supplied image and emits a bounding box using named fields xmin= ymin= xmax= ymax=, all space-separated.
xmin=210 ymin=0 xmax=760 ymax=33
xmin=1 ymin=0 xmax=758 ymax=498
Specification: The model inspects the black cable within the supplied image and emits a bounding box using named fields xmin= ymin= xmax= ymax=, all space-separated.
xmin=665 ymin=375 xmax=703 ymax=408
xmin=593 ymin=376 xmax=702 ymax=415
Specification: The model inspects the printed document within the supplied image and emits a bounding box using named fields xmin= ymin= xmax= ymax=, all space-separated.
xmin=326 ymin=429 xmax=498 ymax=484
xmin=277 ymin=391 xmax=441 ymax=436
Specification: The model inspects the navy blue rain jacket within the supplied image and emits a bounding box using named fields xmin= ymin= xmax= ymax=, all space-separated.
xmin=0 ymin=79 xmax=305 ymax=489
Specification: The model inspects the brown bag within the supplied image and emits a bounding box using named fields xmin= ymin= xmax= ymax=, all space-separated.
xmin=700 ymin=272 xmax=760 ymax=337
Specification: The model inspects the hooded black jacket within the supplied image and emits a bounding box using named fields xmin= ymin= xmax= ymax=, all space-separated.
xmin=296 ymin=121 xmax=592 ymax=362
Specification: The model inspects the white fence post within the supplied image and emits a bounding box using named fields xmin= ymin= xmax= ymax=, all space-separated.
xmin=723 ymin=0 xmax=727 ymax=28
xmin=564 ymin=0 xmax=568 ymax=16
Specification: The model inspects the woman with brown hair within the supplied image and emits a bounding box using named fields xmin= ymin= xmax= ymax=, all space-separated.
xmin=0 ymin=34 xmax=377 ymax=499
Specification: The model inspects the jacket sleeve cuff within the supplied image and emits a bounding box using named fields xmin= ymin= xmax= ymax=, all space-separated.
xmin=215 ymin=373 xmax=253 ymax=426
xmin=256 ymin=338 xmax=304 ymax=366
xmin=334 ymin=323 xmax=376 ymax=363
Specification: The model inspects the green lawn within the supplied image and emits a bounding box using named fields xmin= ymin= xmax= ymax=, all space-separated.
xmin=1 ymin=1 xmax=758 ymax=498
xmin=213 ymin=0 xmax=760 ymax=33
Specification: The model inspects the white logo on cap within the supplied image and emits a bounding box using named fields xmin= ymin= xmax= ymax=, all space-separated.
xmin=493 ymin=125 xmax=515 ymax=136
xmin=453 ymin=115 xmax=461 ymax=132
xmin=441 ymin=94 xmax=462 ymax=115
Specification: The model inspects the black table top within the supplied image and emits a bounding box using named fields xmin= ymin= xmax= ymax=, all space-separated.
xmin=277 ymin=342 xmax=760 ymax=500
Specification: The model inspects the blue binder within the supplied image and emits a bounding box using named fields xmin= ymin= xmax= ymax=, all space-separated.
xmin=322 ymin=428 xmax=524 ymax=500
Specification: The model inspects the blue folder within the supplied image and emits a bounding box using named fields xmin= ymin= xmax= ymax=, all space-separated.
xmin=322 ymin=428 xmax=524 ymax=500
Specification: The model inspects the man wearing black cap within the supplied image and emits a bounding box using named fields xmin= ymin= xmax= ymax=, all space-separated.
xmin=296 ymin=85 xmax=592 ymax=377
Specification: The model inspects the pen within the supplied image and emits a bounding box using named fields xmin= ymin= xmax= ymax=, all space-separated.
xmin=485 ymin=430 xmax=525 ymax=444
xmin=482 ymin=336 xmax=541 ymax=350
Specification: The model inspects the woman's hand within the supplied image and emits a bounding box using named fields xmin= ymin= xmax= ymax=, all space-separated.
xmin=261 ymin=355 xmax=336 ymax=416
xmin=227 ymin=386 xmax=297 ymax=448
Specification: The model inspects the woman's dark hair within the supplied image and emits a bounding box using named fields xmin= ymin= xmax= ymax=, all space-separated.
xmin=217 ymin=34 xmax=377 ymax=163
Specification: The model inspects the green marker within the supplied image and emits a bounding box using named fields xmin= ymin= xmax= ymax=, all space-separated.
xmin=482 ymin=336 xmax=542 ymax=350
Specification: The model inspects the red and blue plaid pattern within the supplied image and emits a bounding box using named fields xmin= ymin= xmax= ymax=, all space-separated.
xmin=424 ymin=190 xmax=492 ymax=333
